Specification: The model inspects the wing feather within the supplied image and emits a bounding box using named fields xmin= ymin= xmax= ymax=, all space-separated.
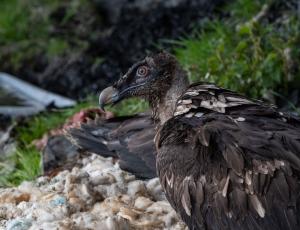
xmin=156 ymin=83 xmax=300 ymax=229
xmin=67 ymin=114 xmax=157 ymax=179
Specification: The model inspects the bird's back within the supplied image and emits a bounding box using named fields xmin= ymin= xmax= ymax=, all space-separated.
xmin=156 ymin=82 xmax=300 ymax=230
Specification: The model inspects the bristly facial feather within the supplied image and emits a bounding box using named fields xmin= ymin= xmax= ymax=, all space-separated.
xmin=107 ymin=51 xmax=189 ymax=125
xmin=112 ymin=52 xmax=177 ymax=103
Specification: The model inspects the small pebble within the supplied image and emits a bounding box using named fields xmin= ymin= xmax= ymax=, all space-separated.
xmin=6 ymin=218 xmax=32 ymax=230
xmin=134 ymin=196 xmax=153 ymax=210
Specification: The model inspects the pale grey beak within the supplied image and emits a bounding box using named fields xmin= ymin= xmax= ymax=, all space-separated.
xmin=99 ymin=86 xmax=120 ymax=111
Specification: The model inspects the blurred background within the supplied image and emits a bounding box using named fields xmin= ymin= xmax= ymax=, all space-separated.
xmin=0 ymin=0 xmax=299 ymax=187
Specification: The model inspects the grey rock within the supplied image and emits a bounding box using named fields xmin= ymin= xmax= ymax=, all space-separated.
xmin=0 ymin=73 xmax=76 ymax=117
xmin=42 ymin=135 xmax=80 ymax=175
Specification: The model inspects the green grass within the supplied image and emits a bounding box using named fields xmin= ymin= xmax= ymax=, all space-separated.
xmin=0 ymin=0 xmax=93 ymax=71
xmin=16 ymin=97 xmax=148 ymax=147
xmin=0 ymin=147 xmax=41 ymax=187
xmin=0 ymin=98 xmax=97 ymax=187
xmin=107 ymin=98 xmax=149 ymax=116
xmin=0 ymin=0 xmax=59 ymax=70
xmin=174 ymin=0 xmax=300 ymax=100
xmin=16 ymin=98 xmax=97 ymax=145
xmin=0 ymin=96 xmax=149 ymax=187
xmin=226 ymin=0 xmax=267 ymax=20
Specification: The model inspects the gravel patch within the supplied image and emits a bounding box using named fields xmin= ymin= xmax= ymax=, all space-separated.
xmin=0 ymin=154 xmax=187 ymax=230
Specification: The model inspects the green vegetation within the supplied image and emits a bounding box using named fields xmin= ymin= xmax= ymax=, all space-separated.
xmin=0 ymin=96 xmax=148 ymax=187
xmin=174 ymin=0 xmax=300 ymax=100
xmin=16 ymin=99 xmax=97 ymax=145
xmin=0 ymin=98 xmax=97 ymax=187
xmin=0 ymin=147 xmax=41 ymax=187
xmin=0 ymin=0 xmax=92 ymax=71
xmin=108 ymin=98 xmax=149 ymax=116
xmin=16 ymin=97 xmax=148 ymax=147
xmin=0 ymin=0 xmax=104 ymax=186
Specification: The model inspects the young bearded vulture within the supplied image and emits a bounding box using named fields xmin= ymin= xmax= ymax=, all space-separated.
xmin=99 ymin=52 xmax=300 ymax=230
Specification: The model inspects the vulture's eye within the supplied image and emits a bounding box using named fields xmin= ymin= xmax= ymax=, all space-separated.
xmin=136 ymin=66 xmax=149 ymax=77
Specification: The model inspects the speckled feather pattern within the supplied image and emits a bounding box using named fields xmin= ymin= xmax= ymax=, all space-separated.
xmin=156 ymin=82 xmax=300 ymax=230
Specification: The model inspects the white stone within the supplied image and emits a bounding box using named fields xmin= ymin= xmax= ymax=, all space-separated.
xmin=134 ymin=196 xmax=153 ymax=210
xmin=0 ymin=154 xmax=186 ymax=230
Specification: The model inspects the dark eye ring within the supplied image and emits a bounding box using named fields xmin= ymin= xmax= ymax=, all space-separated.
xmin=136 ymin=66 xmax=148 ymax=77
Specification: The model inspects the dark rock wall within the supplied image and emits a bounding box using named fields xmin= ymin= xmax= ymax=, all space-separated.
xmin=6 ymin=0 xmax=224 ymax=99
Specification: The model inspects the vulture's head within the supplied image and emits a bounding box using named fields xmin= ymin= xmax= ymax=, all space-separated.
xmin=99 ymin=52 xmax=180 ymax=110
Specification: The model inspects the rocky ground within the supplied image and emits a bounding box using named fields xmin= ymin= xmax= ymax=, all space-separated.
xmin=0 ymin=153 xmax=187 ymax=230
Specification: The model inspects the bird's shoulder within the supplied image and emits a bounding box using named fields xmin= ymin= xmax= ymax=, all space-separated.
xmin=156 ymin=82 xmax=300 ymax=167
xmin=155 ymin=83 xmax=300 ymax=229
xmin=174 ymin=82 xmax=267 ymax=116
xmin=158 ymin=83 xmax=257 ymax=146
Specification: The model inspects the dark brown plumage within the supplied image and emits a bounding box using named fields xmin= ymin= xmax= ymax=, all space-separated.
xmin=100 ymin=51 xmax=300 ymax=230
xmin=66 ymin=113 xmax=157 ymax=179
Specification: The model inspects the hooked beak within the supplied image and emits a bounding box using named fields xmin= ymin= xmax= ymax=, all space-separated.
xmin=99 ymin=86 xmax=120 ymax=111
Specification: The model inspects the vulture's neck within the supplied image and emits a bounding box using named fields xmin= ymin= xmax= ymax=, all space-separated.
xmin=150 ymin=67 xmax=189 ymax=127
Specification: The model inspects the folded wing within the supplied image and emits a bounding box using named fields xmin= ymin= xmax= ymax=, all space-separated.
xmin=156 ymin=83 xmax=300 ymax=230
xmin=67 ymin=114 xmax=157 ymax=179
